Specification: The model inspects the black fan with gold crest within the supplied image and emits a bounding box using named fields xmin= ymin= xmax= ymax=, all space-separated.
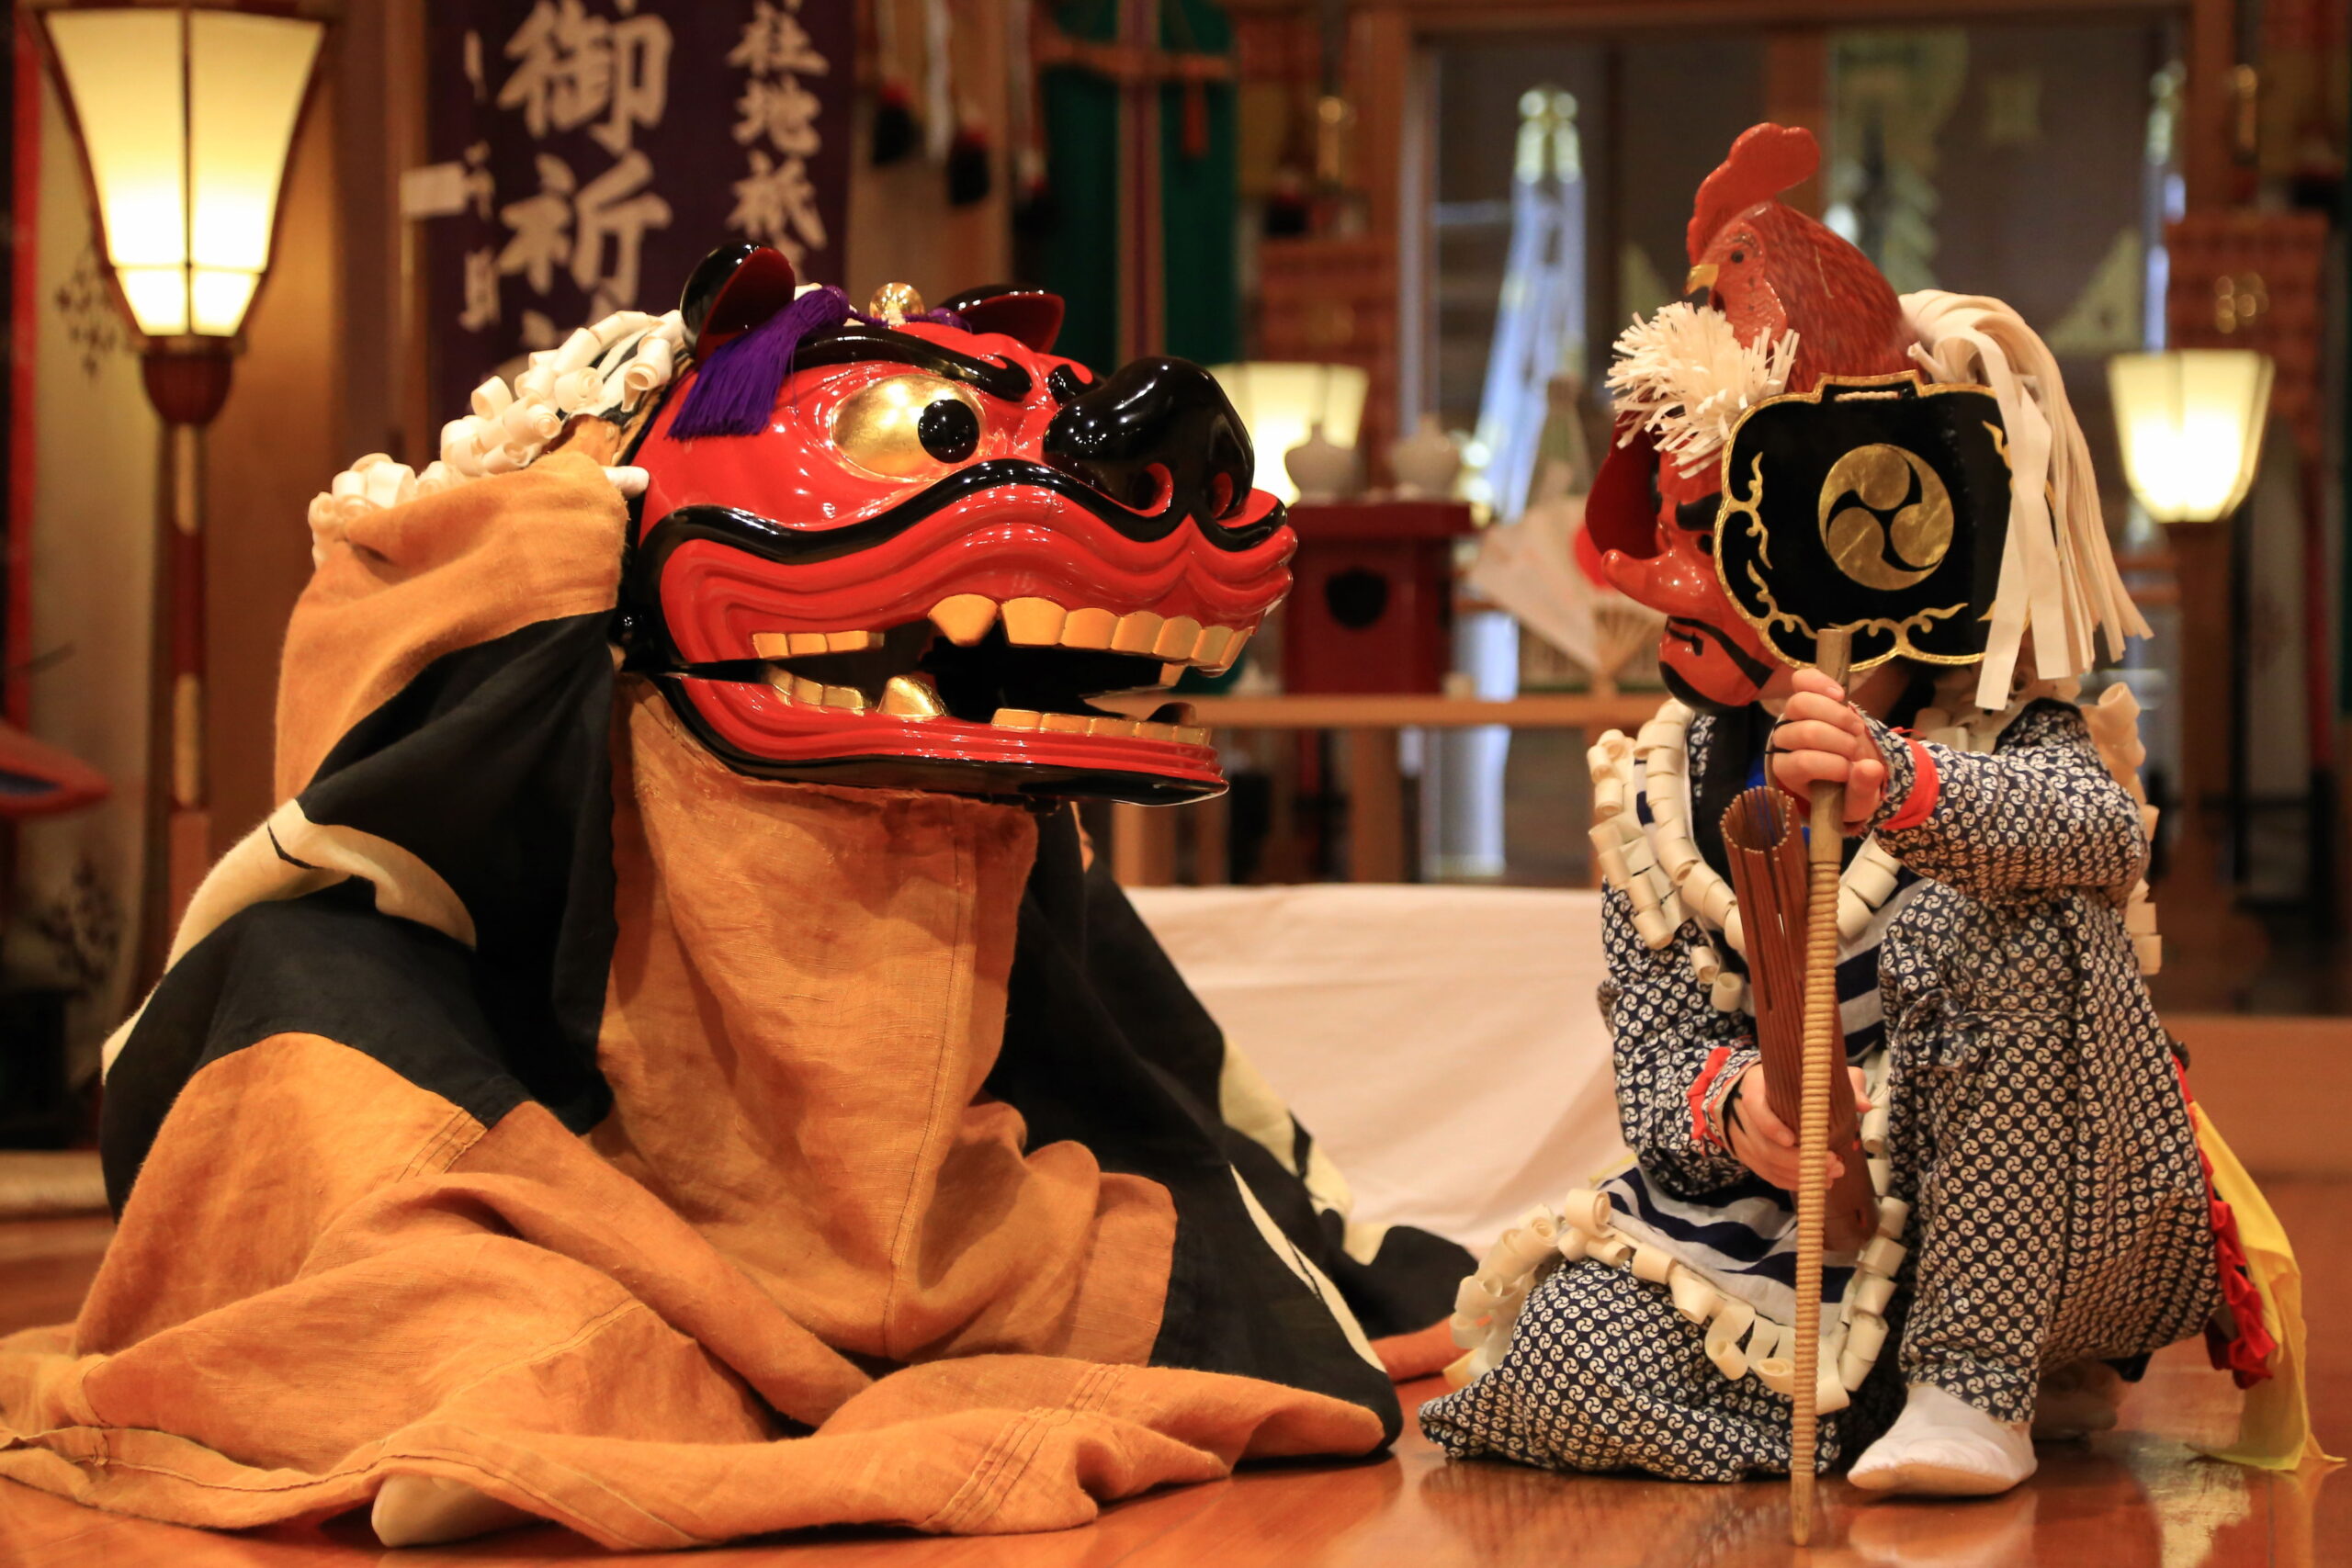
xmin=1713 ymin=375 xmax=2011 ymax=671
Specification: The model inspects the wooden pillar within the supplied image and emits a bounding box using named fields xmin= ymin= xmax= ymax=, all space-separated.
xmin=1193 ymin=787 xmax=1231 ymax=886
xmin=205 ymin=81 xmax=345 ymax=850
xmin=2154 ymin=513 xmax=2272 ymax=999
xmin=1112 ymin=800 xmax=1177 ymax=886
xmin=1116 ymin=0 xmax=1167 ymax=360
xmin=1346 ymin=6 xmax=1409 ymax=242
xmin=1345 ymin=726 xmax=1405 ymax=882
xmin=1588 ymin=728 xmax=1610 ymax=888
xmin=2181 ymin=0 xmax=2237 ymax=210
xmin=1762 ymin=28 xmax=1826 ymax=217
xmin=335 ymin=0 xmax=432 ymax=468
xmin=1258 ymin=731 xmax=1310 ymax=883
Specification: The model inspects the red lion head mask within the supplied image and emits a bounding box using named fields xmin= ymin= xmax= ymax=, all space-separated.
xmin=621 ymin=244 xmax=1294 ymax=804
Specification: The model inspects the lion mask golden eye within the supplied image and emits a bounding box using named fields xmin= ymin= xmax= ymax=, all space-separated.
xmin=831 ymin=374 xmax=984 ymax=478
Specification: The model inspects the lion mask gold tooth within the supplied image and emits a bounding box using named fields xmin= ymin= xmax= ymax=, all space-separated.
xmin=1111 ymin=613 xmax=1163 ymax=653
xmin=880 ymin=673 xmax=945 ymax=718
xmin=929 ymin=595 xmax=998 ymax=646
xmin=1060 ymin=608 xmax=1117 ymax=649
xmin=747 ymin=599 xmax=1247 ymax=758
xmin=1001 ymin=598 xmax=1067 ymax=646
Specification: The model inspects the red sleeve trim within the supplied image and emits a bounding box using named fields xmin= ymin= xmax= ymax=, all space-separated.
xmin=1689 ymin=1045 xmax=1735 ymax=1148
xmin=2177 ymin=1060 xmax=2277 ymax=1387
xmin=1878 ymin=734 xmax=1940 ymax=833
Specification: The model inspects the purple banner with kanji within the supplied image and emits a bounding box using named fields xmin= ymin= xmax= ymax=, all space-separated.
xmin=423 ymin=0 xmax=850 ymax=417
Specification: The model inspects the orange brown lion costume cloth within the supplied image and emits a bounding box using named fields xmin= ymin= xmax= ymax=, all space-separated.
xmin=0 ymin=249 xmax=1470 ymax=1548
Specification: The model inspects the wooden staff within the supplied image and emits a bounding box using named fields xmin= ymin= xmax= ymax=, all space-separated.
xmin=1790 ymin=626 xmax=1850 ymax=1546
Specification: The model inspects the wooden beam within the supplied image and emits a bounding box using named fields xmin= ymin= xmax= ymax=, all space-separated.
xmin=1191 ymin=692 xmax=1662 ymax=730
xmin=1234 ymin=0 xmax=2185 ymax=28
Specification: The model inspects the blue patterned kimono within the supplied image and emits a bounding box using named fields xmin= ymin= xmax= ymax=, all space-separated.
xmin=1421 ymin=697 xmax=2222 ymax=1479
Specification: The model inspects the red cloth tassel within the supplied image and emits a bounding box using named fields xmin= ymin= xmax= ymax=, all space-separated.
xmin=2176 ymin=1060 xmax=2277 ymax=1387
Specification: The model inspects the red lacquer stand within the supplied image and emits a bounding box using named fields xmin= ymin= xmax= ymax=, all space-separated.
xmin=1281 ymin=500 xmax=1476 ymax=694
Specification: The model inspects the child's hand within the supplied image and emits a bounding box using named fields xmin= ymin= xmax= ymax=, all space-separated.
xmin=1724 ymin=1064 xmax=1870 ymax=1191
xmin=1769 ymin=669 xmax=1888 ymax=829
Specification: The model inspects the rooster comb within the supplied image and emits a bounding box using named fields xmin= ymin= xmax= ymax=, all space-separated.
xmin=1686 ymin=123 xmax=1819 ymax=263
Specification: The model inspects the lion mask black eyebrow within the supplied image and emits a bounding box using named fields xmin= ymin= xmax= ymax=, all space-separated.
xmin=789 ymin=325 xmax=1035 ymax=403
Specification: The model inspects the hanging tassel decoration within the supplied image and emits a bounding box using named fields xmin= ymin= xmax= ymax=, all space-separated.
xmin=873 ymin=81 xmax=919 ymax=166
xmin=1161 ymin=0 xmax=1214 ymax=159
xmin=1181 ymin=71 xmax=1210 ymax=160
xmin=1006 ymin=0 xmax=1051 ymax=226
xmin=670 ymin=288 xmax=969 ymax=440
xmin=871 ymin=0 xmax=919 ymax=166
xmin=947 ymin=111 xmax=995 ymax=206
xmin=922 ymin=0 xmax=955 ymax=164
xmin=670 ymin=288 xmax=855 ymax=439
xmin=940 ymin=0 xmax=992 ymax=208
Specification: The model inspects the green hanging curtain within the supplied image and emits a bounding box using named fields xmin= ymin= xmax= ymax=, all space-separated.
xmin=1034 ymin=0 xmax=1238 ymax=374
xmin=1156 ymin=0 xmax=1239 ymax=367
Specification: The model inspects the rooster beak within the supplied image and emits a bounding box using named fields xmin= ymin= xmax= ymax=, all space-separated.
xmin=1682 ymin=263 xmax=1720 ymax=310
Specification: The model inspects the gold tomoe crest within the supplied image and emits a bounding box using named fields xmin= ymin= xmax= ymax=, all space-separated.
xmin=1817 ymin=444 xmax=1953 ymax=591
xmin=1714 ymin=374 xmax=2010 ymax=671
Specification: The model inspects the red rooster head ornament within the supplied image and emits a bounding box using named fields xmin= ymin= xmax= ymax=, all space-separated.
xmin=1588 ymin=124 xmax=1914 ymax=711
xmin=1681 ymin=125 xmax=1913 ymax=397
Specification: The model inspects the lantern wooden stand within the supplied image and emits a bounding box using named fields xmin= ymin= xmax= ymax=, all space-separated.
xmin=141 ymin=344 xmax=234 ymax=972
xmin=29 ymin=1 xmax=331 ymax=976
xmin=2108 ymin=346 xmax=2276 ymax=989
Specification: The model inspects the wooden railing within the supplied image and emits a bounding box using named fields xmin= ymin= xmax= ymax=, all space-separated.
xmin=1111 ymin=691 xmax=1668 ymax=886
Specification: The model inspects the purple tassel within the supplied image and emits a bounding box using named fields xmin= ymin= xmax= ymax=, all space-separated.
xmin=671 ymin=288 xmax=975 ymax=439
xmin=671 ymin=286 xmax=855 ymax=438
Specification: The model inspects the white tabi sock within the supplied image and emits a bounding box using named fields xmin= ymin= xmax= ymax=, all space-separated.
xmin=371 ymin=1473 xmax=537 ymax=1547
xmin=1848 ymin=1382 xmax=2037 ymax=1496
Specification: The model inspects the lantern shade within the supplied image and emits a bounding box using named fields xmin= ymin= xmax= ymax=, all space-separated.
xmin=1209 ymin=363 xmax=1370 ymax=504
xmin=41 ymin=6 xmax=324 ymax=339
xmin=2107 ymin=349 xmax=2276 ymax=525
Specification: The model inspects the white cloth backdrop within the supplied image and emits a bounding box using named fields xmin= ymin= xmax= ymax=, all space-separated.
xmin=1127 ymin=884 xmax=1629 ymax=1252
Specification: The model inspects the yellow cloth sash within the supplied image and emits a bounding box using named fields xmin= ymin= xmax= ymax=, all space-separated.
xmin=2192 ymin=1104 xmax=2340 ymax=1470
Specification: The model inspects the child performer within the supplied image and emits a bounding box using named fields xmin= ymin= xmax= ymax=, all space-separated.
xmin=1421 ymin=125 xmax=2313 ymax=1496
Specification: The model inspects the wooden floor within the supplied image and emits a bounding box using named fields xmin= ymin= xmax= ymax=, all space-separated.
xmin=0 ymin=1185 xmax=2344 ymax=1566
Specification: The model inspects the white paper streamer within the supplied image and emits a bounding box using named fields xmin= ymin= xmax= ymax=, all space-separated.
xmin=1605 ymin=302 xmax=1799 ymax=475
xmin=307 ymin=307 xmax=690 ymax=558
xmin=1901 ymin=291 xmax=2150 ymax=709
